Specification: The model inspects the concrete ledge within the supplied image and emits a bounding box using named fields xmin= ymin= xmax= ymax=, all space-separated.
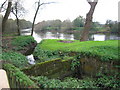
xmin=0 ymin=69 xmax=10 ymax=89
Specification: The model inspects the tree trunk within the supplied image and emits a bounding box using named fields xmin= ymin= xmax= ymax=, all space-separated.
xmin=80 ymin=1 xmax=98 ymax=41
xmin=2 ymin=0 xmax=12 ymax=33
xmin=31 ymin=4 xmax=40 ymax=36
xmin=15 ymin=3 xmax=20 ymax=36
xmin=16 ymin=16 xmax=20 ymax=35
xmin=31 ymin=1 xmax=53 ymax=36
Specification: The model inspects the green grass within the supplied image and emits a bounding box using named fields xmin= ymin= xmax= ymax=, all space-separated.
xmin=34 ymin=39 xmax=119 ymax=62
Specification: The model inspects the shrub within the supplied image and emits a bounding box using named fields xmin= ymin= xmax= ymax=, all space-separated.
xmin=95 ymin=74 xmax=120 ymax=88
xmin=2 ymin=51 xmax=29 ymax=68
xmin=12 ymin=35 xmax=37 ymax=51
xmin=30 ymin=76 xmax=97 ymax=88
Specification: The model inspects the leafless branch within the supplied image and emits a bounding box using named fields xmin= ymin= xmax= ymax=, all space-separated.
xmin=0 ymin=0 xmax=7 ymax=12
xmin=39 ymin=2 xmax=56 ymax=7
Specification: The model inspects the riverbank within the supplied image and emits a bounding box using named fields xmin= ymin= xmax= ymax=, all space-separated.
xmin=2 ymin=35 xmax=37 ymax=68
xmin=2 ymin=35 xmax=37 ymax=55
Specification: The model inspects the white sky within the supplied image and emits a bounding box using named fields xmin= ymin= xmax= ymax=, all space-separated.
xmin=1 ymin=0 xmax=119 ymax=24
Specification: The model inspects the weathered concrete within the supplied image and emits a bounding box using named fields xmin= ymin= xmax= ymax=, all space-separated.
xmin=0 ymin=69 xmax=10 ymax=89
xmin=0 ymin=61 xmax=2 ymax=69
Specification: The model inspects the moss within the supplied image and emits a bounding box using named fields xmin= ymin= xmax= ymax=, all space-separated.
xmin=22 ymin=58 xmax=73 ymax=79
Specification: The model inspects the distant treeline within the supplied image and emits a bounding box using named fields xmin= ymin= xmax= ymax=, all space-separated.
xmin=0 ymin=16 xmax=32 ymax=34
xmin=35 ymin=16 xmax=103 ymax=32
xmin=35 ymin=16 xmax=119 ymax=33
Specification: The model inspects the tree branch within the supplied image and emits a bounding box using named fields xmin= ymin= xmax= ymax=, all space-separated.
xmin=0 ymin=0 xmax=7 ymax=12
xmin=39 ymin=2 xmax=55 ymax=7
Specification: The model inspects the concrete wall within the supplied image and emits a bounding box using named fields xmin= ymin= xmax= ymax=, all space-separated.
xmin=0 ymin=69 xmax=10 ymax=89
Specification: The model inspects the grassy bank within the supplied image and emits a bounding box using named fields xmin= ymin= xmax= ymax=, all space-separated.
xmin=2 ymin=35 xmax=37 ymax=53
xmin=34 ymin=39 xmax=119 ymax=62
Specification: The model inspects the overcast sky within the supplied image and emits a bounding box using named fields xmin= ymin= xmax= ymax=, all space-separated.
xmin=1 ymin=0 xmax=119 ymax=24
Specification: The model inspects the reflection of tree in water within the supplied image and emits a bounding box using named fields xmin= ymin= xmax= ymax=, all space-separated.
xmin=37 ymin=32 xmax=46 ymax=39
xmin=105 ymin=33 xmax=110 ymax=40
xmin=34 ymin=31 xmax=119 ymax=42
xmin=73 ymin=32 xmax=81 ymax=40
xmin=51 ymin=32 xmax=61 ymax=39
xmin=88 ymin=34 xmax=94 ymax=41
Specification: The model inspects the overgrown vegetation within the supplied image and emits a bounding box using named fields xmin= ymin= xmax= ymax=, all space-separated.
xmin=34 ymin=39 xmax=119 ymax=62
xmin=3 ymin=64 xmax=38 ymax=88
xmin=30 ymin=76 xmax=96 ymax=88
xmin=30 ymin=74 xmax=120 ymax=89
xmin=2 ymin=51 xmax=29 ymax=68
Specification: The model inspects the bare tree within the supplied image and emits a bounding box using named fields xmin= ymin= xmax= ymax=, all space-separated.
xmin=80 ymin=0 xmax=98 ymax=41
xmin=2 ymin=0 xmax=12 ymax=33
xmin=11 ymin=0 xmax=26 ymax=35
xmin=31 ymin=0 xmax=54 ymax=36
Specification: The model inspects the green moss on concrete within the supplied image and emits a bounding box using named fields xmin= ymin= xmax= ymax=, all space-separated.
xmin=22 ymin=58 xmax=73 ymax=79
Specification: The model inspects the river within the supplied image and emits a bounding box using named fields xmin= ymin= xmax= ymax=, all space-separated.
xmin=21 ymin=29 xmax=120 ymax=64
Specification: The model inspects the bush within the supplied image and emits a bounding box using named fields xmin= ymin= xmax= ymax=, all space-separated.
xmin=12 ymin=35 xmax=37 ymax=51
xmin=31 ymin=74 xmax=120 ymax=89
xmin=2 ymin=51 xmax=29 ymax=68
xmin=95 ymin=74 xmax=120 ymax=88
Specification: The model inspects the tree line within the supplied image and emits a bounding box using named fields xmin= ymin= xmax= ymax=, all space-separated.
xmin=34 ymin=17 xmax=118 ymax=34
xmin=34 ymin=16 xmax=101 ymax=32
xmin=0 ymin=16 xmax=32 ymax=34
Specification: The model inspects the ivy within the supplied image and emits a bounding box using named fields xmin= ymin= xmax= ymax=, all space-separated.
xmin=71 ymin=58 xmax=80 ymax=71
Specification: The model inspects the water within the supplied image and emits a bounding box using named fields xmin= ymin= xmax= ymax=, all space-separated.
xmin=21 ymin=29 xmax=119 ymax=64
xmin=26 ymin=54 xmax=35 ymax=64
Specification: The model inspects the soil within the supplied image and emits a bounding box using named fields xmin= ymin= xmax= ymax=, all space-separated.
xmin=58 ymin=40 xmax=74 ymax=43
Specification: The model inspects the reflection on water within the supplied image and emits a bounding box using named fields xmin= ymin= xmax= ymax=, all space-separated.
xmin=33 ymin=31 xmax=74 ymax=43
xmin=21 ymin=29 xmax=120 ymax=43
xmin=92 ymin=34 xmax=105 ymax=41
